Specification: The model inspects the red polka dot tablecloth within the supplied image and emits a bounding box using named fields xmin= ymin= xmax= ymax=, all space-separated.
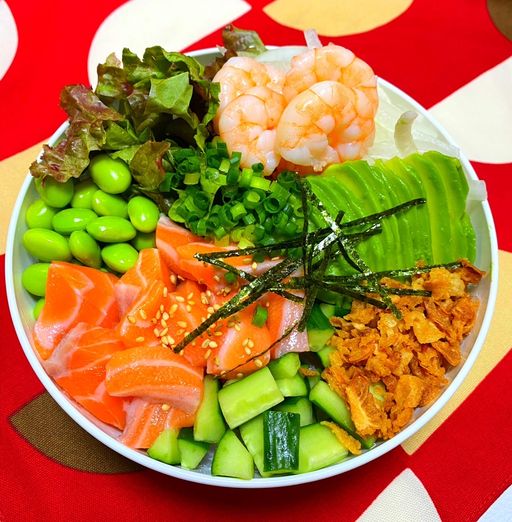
xmin=1 ymin=1 xmax=511 ymax=520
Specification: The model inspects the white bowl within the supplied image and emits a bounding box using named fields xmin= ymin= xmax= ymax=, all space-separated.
xmin=5 ymin=48 xmax=499 ymax=488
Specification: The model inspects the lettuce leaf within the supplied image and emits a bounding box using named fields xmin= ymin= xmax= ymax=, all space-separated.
xmin=31 ymin=46 xmax=220 ymax=182
xmin=30 ymin=85 xmax=123 ymax=181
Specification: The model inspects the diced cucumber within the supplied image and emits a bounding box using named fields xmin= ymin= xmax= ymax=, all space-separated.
xmin=268 ymin=352 xmax=301 ymax=379
xmin=319 ymin=303 xmax=336 ymax=318
xmin=218 ymin=367 xmax=284 ymax=429
xmin=263 ymin=411 xmax=300 ymax=473
xmin=194 ymin=375 xmax=226 ymax=443
xmin=178 ymin=428 xmax=210 ymax=470
xmin=306 ymin=373 xmax=321 ymax=392
xmin=308 ymin=329 xmax=335 ymax=352
xmin=276 ymin=373 xmax=308 ymax=397
xmin=309 ymin=380 xmax=355 ymax=432
xmin=147 ymin=428 xmax=180 ymax=465
xmin=211 ymin=430 xmax=254 ymax=480
xmin=307 ymin=304 xmax=335 ymax=351
xmin=296 ymin=423 xmax=348 ymax=473
xmin=317 ymin=345 xmax=335 ymax=368
xmin=239 ymin=415 xmax=274 ymax=478
xmin=275 ymin=397 xmax=315 ymax=426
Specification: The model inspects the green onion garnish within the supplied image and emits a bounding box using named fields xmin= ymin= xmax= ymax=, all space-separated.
xmin=252 ymin=305 xmax=269 ymax=327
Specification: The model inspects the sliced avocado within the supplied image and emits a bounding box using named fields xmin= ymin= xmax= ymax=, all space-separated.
xmin=373 ymin=159 xmax=414 ymax=269
xmin=424 ymin=151 xmax=475 ymax=261
xmin=385 ymin=156 xmax=432 ymax=264
xmin=346 ymin=161 xmax=400 ymax=270
xmin=403 ymin=153 xmax=453 ymax=263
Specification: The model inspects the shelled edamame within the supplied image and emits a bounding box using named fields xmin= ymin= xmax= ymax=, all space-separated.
xmin=23 ymin=155 xmax=163 ymax=318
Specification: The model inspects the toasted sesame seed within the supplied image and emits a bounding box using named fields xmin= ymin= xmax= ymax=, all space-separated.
xmin=201 ymin=316 xmax=206 ymax=322
xmin=213 ymin=304 xmax=221 ymax=311
xmin=160 ymin=327 xmax=169 ymax=337
xmin=265 ymin=301 xmax=270 ymax=308
xmin=160 ymin=319 xmax=168 ymax=328
xmin=242 ymin=339 xmax=249 ymax=347
xmin=153 ymin=328 xmax=160 ymax=337
xmin=170 ymin=274 xmax=177 ymax=285
xmin=175 ymin=295 xmax=185 ymax=303
xmin=206 ymin=290 xmax=212 ymax=297
xmin=179 ymin=349 xmax=184 ymax=356
xmin=271 ymin=256 xmax=280 ymax=261
xmin=186 ymin=305 xmax=192 ymax=312
xmin=207 ymin=306 xmax=215 ymax=314
xmin=159 ymin=304 xmax=165 ymax=313
xmin=187 ymin=292 xmax=194 ymax=300
xmin=127 ymin=315 xmax=136 ymax=324
xmin=204 ymin=349 xmax=212 ymax=359
xmin=177 ymin=321 xmax=187 ymax=328
xmin=170 ymin=304 xmax=178 ymax=314
xmin=213 ymin=275 xmax=221 ymax=282
xmin=247 ymin=339 xmax=254 ymax=348
xmin=188 ymin=300 xmax=195 ymax=306
xmin=162 ymin=312 xmax=169 ymax=321
xmin=220 ymin=370 xmax=226 ymax=376
xmin=254 ymin=359 xmax=263 ymax=368
xmin=138 ymin=309 xmax=147 ymax=320
xmin=163 ymin=286 xmax=168 ymax=297
xmin=215 ymin=356 xmax=220 ymax=365
xmin=156 ymin=310 xmax=161 ymax=320
xmin=184 ymin=331 xmax=190 ymax=337
xmin=244 ymin=347 xmax=252 ymax=355
xmin=234 ymin=324 xmax=241 ymax=332
xmin=136 ymin=336 xmax=145 ymax=343
xmin=214 ymin=331 xmax=223 ymax=337
xmin=251 ymin=262 xmax=258 ymax=270
xmin=236 ymin=373 xmax=244 ymax=379
xmin=161 ymin=337 xmax=169 ymax=346
xmin=209 ymin=341 xmax=218 ymax=348
xmin=227 ymin=321 xmax=235 ymax=328
xmin=161 ymin=404 xmax=170 ymax=411
xmin=202 ymin=339 xmax=210 ymax=348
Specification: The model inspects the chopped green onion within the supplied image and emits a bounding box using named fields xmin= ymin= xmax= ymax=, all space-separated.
xmin=219 ymin=158 xmax=231 ymax=173
xmin=184 ymin=172 xmax=200 ymax=185
xmin=224 ymin=271 xmax=237 ymax=284
xmin=243 ymin=190 xmax=261 ymax=209
xmin=240 ymin=168 xmax=253 ymax=188
xmin=230 ymin=202 xmax=247 ymax=220
xmin=250 ymin=176 xmax=271 ymax=191
xmin=252 ymin=305 xmax=269 ymax=327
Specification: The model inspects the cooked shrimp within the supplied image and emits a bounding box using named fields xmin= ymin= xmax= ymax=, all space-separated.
xmin=275 ymin=80 xmax=375 ymax=171
xmin=282 ymin=44 xmax=378 ymax=114
xmin=218 ymin=86 xmax=286 ymax=175
xmin=212 ymin=57 xmax=285 ymax=127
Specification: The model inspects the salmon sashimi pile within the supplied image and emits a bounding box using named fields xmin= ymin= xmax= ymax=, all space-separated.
xmin=36 ymin=216 xmax=306 ymax=448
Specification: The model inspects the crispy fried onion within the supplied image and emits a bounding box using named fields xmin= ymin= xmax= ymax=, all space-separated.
xmin=324 ymin=261 xmax=483 ymax=440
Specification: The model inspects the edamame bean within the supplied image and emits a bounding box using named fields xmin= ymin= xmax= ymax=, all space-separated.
xmin=21 ymin=263 xmax=50 ymax=296
xmin=71 ymin=179 xmax=98 ymax=209
xmin=69 ymin=231 xmax=102 ymax=268
xmin=132 ymin=231 xmax=156 ymax=250
xmin=23 ymin=228 xmax=71 ymax=262
xmin=86 ymin=216 xmax=136 ymax=243
xmin=101 ymin=243 xmax=138 ymax=273
xmin=25 ymin=200 xmax=57 ymax=229
xmin=34 ymin=298 xmax=45 ymax=320
xmin=127 ymin=196 xmax=160 ymax=233
xmin=92 ymin=190 xmax=128 ymax=218
xmin=52 ymin=208 xmax=98 ymax=235
xmin=89 ymin=154 xmax=132 ymax=194
xmin=34 ymin=177 xmax=74 ymax=208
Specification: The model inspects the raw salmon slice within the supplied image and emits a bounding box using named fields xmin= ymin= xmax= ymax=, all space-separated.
xmin=115 ymin=248 xmax=174 ymax=316
xmin=44 ymin=323 xmax=126 ymax=429
xmin=156 ymin=216 xmax=280 ymax=292
xmin=206 ymin=303 xmax=272 ymax=379
xmin=120 ymin=398 xmax=194 ymax=449
xmin=105 ymin=345 xmax=204 ymax=414
xmin=116 ymin=279 xmax=170 ymax=348
xmin=265 ymin=293 xmax=309 ymax=358
xmin=165 ymin=279 xmax=227 ymax=368
xmin=33 ymin=262 xmax=119 ymax=360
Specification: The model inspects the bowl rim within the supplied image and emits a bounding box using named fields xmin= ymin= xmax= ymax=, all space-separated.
xmin=5 ymin=47 xmax=500 ymax=489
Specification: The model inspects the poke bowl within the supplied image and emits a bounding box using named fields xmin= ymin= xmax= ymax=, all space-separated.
xmin=5 ymin=40 xmax=499 ymax=488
